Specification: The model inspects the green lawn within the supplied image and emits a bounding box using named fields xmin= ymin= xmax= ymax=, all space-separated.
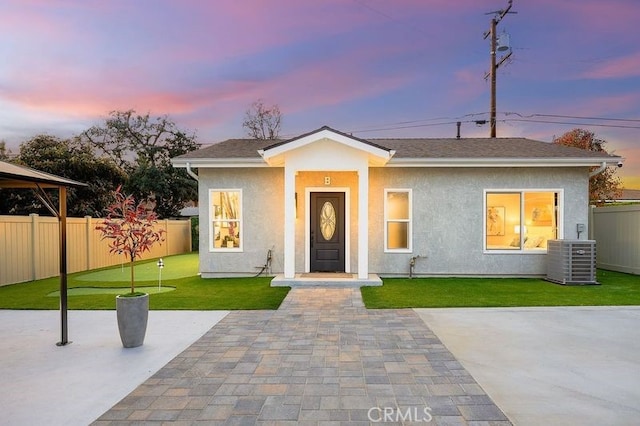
xmin=362 ymin=269 xmax=640 ymax=308
xmin=0 ymin=253 xmax=289 ymax=310
xmin=2 ymin=254 xmax=639 ymax=309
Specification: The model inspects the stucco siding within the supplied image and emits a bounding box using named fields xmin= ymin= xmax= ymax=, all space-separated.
xmin=198 ymin=165 xmax=589 ymax=277
xmin=369 ymin=167 xmax=589 ymax=276
xmin=198 ymin=168 xmax=284 ymax=277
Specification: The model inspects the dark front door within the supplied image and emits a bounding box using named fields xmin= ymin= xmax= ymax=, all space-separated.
xmin=310 ymin=192 xmax=345 ymax=272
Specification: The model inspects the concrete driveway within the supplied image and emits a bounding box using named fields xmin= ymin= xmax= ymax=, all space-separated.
xmin=0 ymin=310 xmax=228 ymax=426
xmin=2 ymin=306 xmax=639 ymax=425
xmin=416 ymin=306 xmax=640 ymax=425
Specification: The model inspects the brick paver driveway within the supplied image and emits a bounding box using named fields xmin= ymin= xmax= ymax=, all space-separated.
xmin=94 ymin=288 xmax=510 ymax=425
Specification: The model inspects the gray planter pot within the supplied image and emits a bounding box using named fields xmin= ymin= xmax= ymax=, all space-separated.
xmin=116 ymin=293 xmax=149 ymax=348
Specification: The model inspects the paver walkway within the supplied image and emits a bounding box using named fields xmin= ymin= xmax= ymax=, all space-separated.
xmin=94 ymin=288 xmax=510 ymax=425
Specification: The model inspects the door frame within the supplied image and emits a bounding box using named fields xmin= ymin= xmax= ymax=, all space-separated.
xmin=305 ymin=187 xmax=350 ymax=273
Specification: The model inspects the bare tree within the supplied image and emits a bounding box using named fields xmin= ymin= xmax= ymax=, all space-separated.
xmin=242 ymin=100 xmax=282 ymax=140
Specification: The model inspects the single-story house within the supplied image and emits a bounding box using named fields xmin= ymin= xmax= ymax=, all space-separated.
xmin=171 ymin=126 xmax=621 ymax=282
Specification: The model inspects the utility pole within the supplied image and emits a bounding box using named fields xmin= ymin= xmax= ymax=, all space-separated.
xmin=484 ymin=0 xmax=515 ymax=137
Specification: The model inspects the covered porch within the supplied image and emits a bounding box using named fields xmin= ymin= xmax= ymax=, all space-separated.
xmin=258 ymin=127 xmax=394 ymax=280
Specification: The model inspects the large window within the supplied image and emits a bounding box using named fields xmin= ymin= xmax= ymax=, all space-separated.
xmin=384 ymin=189 xmax=412 ymax=252
xmin=210 ymin=189 xmax=242 ymax=251
xmin=485 ymin=190 xmax=561 ymax=252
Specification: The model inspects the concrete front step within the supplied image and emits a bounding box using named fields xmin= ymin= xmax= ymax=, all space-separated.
xmin=270 ymin=273 xmax=382 ymax=287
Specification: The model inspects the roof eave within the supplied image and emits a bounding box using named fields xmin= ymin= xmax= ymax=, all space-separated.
xmin=386 ymin=157 xmax=622 ymax=167
xmin=171 ymin=157 xmax=268 ymax=168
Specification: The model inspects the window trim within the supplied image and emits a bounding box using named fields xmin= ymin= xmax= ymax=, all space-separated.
xmin=384 ymin=188 xmax=413 ymax=253
xmin=209 ymin=189 xmax=243 ymax=252
xmin=483 ymin=188 xmax=563 ymax=254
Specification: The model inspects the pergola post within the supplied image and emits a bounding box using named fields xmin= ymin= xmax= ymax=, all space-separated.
xmin=0 ymin=160 xmax=86 ymax=347
xmin=57 ymin=186 xmax=69 ymax=346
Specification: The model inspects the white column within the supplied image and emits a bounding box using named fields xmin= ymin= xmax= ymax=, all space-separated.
xmin=358 ymin=166 xmax=369 ymax=279
xmin=283 ymin=166 xmax=296 ymax=278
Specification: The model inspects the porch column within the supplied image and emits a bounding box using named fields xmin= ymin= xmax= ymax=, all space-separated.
xmin=283 ymin=166 xmax=296 ymax=278
xmin=358 ymin=166 xmax=369 ymax=279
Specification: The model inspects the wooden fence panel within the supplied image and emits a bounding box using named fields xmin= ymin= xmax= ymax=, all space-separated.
xmin=591 ymin=205 xmax=640 ymax=275
xmin=0 ymin=215 xmax=192 ymax=286
xmin=34 ymin=216 xmax=59 ymax=280
xmin=0 ymin=216 xmax=33 ymax=285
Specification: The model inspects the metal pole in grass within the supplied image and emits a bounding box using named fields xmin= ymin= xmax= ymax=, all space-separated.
xmin=157 ymin=258 xmax=164 ymax=290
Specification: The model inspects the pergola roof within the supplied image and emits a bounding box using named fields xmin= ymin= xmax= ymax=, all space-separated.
xmin=0 ymin=161 xmax=87 ymax=189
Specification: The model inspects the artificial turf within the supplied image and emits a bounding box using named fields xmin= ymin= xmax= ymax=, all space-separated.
xmin=361 ymin=269 xmax=640 ymax=308
xmin=0 ymin=253 xmax=289 ymax=310
xmin=2 ymin=253 xmax=639 ymax=309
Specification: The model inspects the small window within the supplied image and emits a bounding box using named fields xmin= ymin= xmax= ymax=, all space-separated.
xmin=384 ymin=189 xmax=412 ymax=252
xmin=210 ymin=190 xmax=242 ymax=251
xmin=485 ymin=190 xmax=560 ymax=252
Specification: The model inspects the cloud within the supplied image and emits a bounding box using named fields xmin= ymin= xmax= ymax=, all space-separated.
xmin=581 ymin=52 xmax=640 ymax=79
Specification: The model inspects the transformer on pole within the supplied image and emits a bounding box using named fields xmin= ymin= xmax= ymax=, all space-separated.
xmin=483 ymin=0 xmax=516 ymax=137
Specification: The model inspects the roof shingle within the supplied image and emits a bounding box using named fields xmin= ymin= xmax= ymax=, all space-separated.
xmin=175 ymin=136 xmax=619 ymax=161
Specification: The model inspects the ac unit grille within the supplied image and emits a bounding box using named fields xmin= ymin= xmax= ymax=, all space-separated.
xmin=546 ymin=240 xmax=598 ymax=285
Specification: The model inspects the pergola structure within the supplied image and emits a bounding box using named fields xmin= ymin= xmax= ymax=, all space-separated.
xmin=0 ymin=160 xmax=87 ymax=346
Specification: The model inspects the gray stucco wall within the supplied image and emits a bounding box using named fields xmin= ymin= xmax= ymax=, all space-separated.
xmin=197 ymin=166 xmax=590 ymax=277
xmin=198 ymin=168 xmax=284 ymax=277
xmin=369 ymin=167 xmax=589 ymax=277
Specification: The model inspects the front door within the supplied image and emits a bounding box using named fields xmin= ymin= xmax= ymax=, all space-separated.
xmin=310 ymin=192 xmax=345 ymax=272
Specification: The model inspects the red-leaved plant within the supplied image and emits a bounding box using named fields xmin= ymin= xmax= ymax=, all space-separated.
xmin=96 ymin=187 xmax=165 ymax=294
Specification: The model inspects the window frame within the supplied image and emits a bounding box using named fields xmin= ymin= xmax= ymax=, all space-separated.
xmin=483 ymin=189 xmax=563 ymax=254
xmin=209 ymin=189 xmax=243 ymax=252
xmin=383 ymin=188 xmax=413 ymax=253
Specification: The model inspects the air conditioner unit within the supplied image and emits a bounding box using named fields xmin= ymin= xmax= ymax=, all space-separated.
xmin=546 ymin=240 xmax=598 ymax=285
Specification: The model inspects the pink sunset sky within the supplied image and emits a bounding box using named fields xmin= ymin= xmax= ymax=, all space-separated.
xmin=1 ymin=0 xmax=639 ymax=187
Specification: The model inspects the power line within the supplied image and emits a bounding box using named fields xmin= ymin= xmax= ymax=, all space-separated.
xmin=505 ymin=112 xmax=640 ymax=123
xmin=504 ymin=118 xmax=640 ymax=130
xmin=350 ymin=112 xmax=488 ymax=132
xmin=350 ymin=120 xmax=463 ymax=134
xmin=279 ymin=111 xmax=640 ymax=139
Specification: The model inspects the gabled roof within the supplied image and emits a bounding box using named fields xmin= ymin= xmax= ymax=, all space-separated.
xmin=172 ymin=127 xmax=622 ymax=168
xmin=258 ymin=126 xmax=394 ymax=167
xmin=262 ymin=126 xmax=391 ymax=153
xmin=0 ymin=161 xmax=87 ymax=189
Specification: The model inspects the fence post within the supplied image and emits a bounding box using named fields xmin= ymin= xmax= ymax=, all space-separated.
xmin=588 ymin=205 xmax=595 ymax=240
xmin=85 ymin=216 xmax=93 ymax=271
xmin=165 ymin=219 xmax=170 ymax=256
xmin=30 ymin=213 xmax=39 ymax=281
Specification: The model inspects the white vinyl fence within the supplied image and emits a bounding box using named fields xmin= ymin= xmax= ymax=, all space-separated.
xmin=590 ymin=205 xmax=640 ymax=275
xmin=0 ymin=214 xmax=192 ymax=286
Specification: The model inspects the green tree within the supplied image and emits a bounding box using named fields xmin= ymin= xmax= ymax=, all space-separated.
xmin=82 ymin=110 xmax=199 ymax=218
xmin=242 ymin=99 xmax=282 ymax=140
xmin=553 ymin=129 xmax=622 ymax=204
xmin=2 ymin=135 xmax=126 ymax=216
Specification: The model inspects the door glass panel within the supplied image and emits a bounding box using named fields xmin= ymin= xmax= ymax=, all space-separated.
xmin=320 ymin=201 xmax=336 ymax=240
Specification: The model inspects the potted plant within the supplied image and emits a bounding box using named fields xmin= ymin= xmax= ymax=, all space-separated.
xmin=96 ymin=187 xmax=165 ymax=348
